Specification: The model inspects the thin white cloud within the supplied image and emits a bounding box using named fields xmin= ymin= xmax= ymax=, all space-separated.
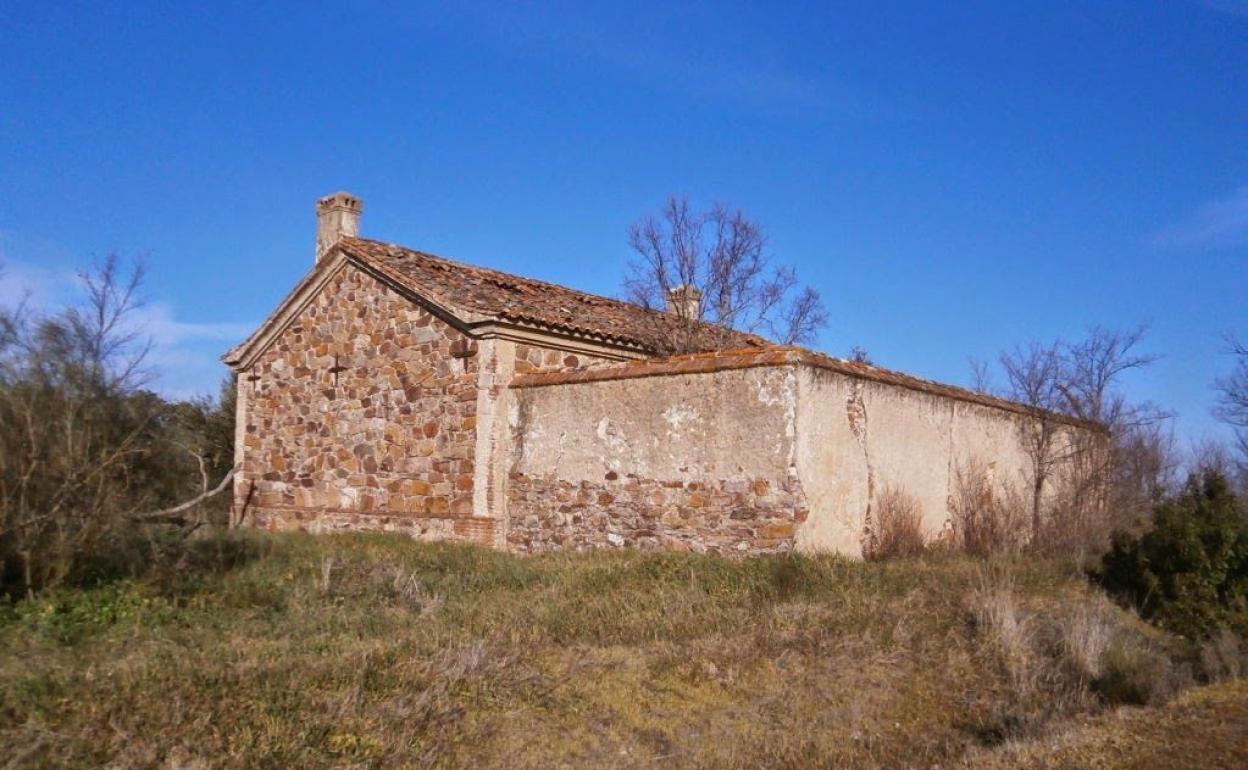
xmin=1 ymin=251 xmax=253 ymax=400
xmin=0 ymin=241 xmax=78 ymax=309
xmin=139 ymin=303 xmax=254 ymax=348
xmin=1149 ymin=184 xmax=1248 ymax=249
xmin=133 ymin=303 xmax=253 ymax=398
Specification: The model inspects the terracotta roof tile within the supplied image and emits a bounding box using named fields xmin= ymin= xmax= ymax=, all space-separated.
xmin=338 ymin=237 xmax=766 ymax=353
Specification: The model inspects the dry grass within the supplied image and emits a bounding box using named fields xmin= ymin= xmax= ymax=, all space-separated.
xmin=950 ymin=461 xmax=1029 ymax=556
xmin=0 ymin=531 xmax=1237 ymax=769
xmin=864 ymin=485 xmax=926 ymax=560
xmin=961 ymin=678 xmax=1248 ymax=769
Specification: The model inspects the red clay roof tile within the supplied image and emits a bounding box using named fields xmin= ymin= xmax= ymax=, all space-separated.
xmin=338 ymin=237 xmax=766 ymax=353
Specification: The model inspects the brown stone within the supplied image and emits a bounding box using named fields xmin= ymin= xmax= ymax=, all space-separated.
xmin=759 ymin=522 xmax=795 ymax=539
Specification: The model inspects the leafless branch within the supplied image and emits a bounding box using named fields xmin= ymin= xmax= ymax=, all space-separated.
xmin=624 ymin=196 xmax=827 ymax=354
xmin=1214 ymin=335 xmax=1248 ymax=475
xmin=129 ymin=466 xmax=237 ymax=526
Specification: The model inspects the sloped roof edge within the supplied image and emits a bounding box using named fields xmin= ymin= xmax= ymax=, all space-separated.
xmin=224 ymin=237 xmax=768 ymax=368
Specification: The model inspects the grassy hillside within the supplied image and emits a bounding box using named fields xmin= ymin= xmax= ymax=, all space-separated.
xmin=0 ymin=532 xmax=1242 ymax=769
xmin=963 ymin=678 xmax=1248 ymax=769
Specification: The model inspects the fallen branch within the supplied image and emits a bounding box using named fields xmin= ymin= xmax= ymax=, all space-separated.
xmin=129 ymin=465 xmax=238 ymax=526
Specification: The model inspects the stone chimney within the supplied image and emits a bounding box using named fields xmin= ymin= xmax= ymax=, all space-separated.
xmin=665 ymin=284 xmax=702 ymax=319
xmin=315 ymin=191 xmax=362 ymax=263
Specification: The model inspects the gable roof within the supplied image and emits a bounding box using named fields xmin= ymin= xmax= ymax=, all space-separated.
xmin=338 ymin=238 xmax=766 ymax=352
xmin=223 ymin=237 xmax=766 ymax=367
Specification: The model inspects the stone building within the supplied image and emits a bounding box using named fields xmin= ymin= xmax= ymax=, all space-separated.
xmin=224 ymin=192 xmax=1100 ymax=557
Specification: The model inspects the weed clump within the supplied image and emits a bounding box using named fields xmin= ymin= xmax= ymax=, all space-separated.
xmin=864 ymin=486 xmax=926 ymax=560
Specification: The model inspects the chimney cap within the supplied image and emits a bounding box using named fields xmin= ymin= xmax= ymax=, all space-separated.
xmin=667 ymin=284 xmax=703 ymax=300
xmin=317 ymin=191 xmax=362 ymax=212
xmin=665 ymin=284 xmax=703 ymax=318
xmin=315 ymin=191 xmax=363 ymax=263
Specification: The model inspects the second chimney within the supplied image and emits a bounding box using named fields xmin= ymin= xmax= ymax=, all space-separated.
xmin=665 ymin=284 xmax=702 ymax=319
xmin=315 ymin=191 xmax=362 ymax=263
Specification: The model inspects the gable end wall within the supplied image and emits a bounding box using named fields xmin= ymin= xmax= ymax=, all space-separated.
xmin=236 ymin=263 xmax=485 ymax=541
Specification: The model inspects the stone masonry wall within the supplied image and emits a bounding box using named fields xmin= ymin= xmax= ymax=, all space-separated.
xmin=507 ymin=474 xmax=806 ymax=553
xmin=240 ymin=264 xmax=485 ymax=542
xmin=513 ymin=343 xmax=603 ymax=374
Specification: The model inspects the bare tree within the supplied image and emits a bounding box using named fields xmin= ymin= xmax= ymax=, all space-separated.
xmin=968 ymin=356 xmax=994 ymax=394
xmin=1214 ymin=336 xmax=1248 ymax=476
xmin=982 ymin=326 xmax=1168 ymax=552
xmin=624 ymin=196 xmax=828 ymax=354
xmin=0 ymin=257 xmax=234 ymax=595
xmin=1059 ymin=326 xmax=1170 ymax=538
xmin=998 ymin=340 xmax=1065 ymax=538
xmin=1057 ymin=325 xmax=1162 ymax=429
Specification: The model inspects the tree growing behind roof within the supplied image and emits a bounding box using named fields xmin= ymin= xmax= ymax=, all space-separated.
xmin=623 ymin=196 xmax=828 ymax=355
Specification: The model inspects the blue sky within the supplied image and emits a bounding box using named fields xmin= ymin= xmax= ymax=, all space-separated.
xmin=1 ymin=1 xmax=1245 ymax=446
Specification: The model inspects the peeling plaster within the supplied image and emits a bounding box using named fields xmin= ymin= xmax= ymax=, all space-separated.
xmin=662 ymin=403 xmax=700 ymax=431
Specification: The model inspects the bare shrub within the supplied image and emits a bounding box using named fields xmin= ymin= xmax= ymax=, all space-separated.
xmin=963 ymin=564 xmax=1186 ymax=743
xmin=317 ymin=556 xmax=444 ymax=616
xmin=949 ymin=461 xmax=1028 ymax=556
xmin=320 ymin=555 xmax=335 ymax=595
xmin=391 ymin=568 xmax=445 ymax=616
xmin=0 ymin=258 xmax=153 ymax=593
xmin=864 ymin=485 xmax=925 ymax=560
xmin=964 ymin=565 xmax=1091 ymax=741
xmin=1033 ymin=436 xmax=1116 ymax=561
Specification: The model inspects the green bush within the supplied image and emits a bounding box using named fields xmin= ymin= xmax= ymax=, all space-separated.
xmin=1098 ymin=472 xmax=1248 ymax=641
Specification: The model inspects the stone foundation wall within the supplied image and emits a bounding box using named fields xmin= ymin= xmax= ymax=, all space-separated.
xmin=507 ymin=474 xmax=805 ymax=553
xmin=248 ymin=507 xmax=496 ymax=543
